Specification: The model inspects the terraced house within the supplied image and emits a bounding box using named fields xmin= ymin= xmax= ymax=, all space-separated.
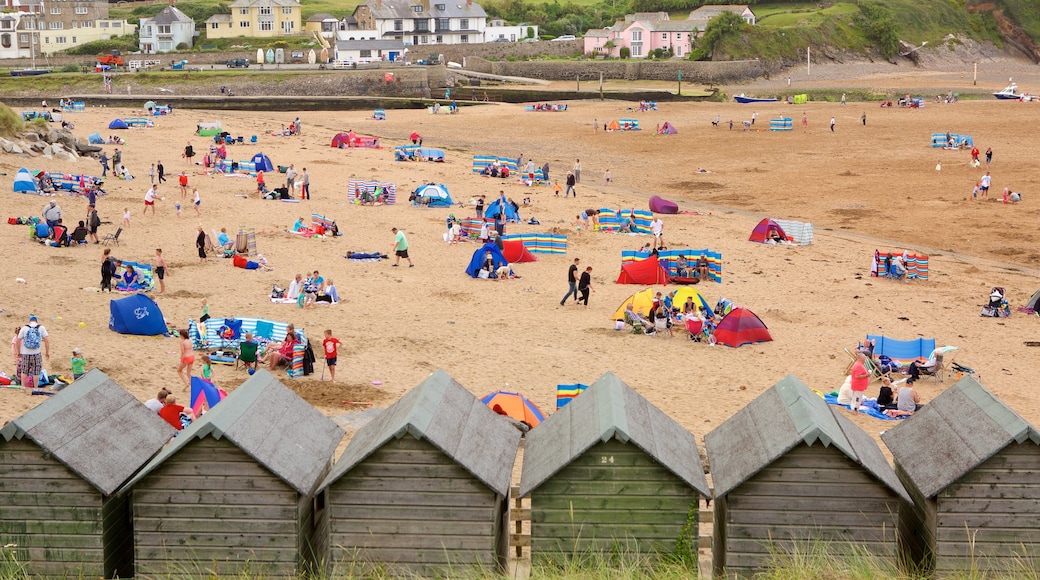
xmin=352 ymin=0 xmax=487 ymax=46
xmin=206 ymin=0 xmax=302 ymax=39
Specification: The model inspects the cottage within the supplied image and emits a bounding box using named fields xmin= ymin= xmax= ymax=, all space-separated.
xmin=687 ymin=4 xmax=756 ymax=26
xmin=352 ymin=0 xmax=488 ymax=46
xmin=705 ymin=375 xmax=910 ymax=577
xmin=882 ymin=377 xmax=1040 ymax=574
xmin=0 ymin=370 xmax=174 ymax=578
xmin=138 ymin=5 xmax=195 ymax=53
xmin=316 ymin=370 xmax=521 ymax=576
xmin=519 ymin=372 xmax=711 ymax=565
xmin=121 ymin=370 xmax=343 ymax=577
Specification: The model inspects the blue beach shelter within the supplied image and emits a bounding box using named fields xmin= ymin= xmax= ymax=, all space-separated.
xmin=251 ymin=152 xmax=274 ymax=172
xmin=485 ymin=198 xmax=519 ymax=222
xmin=13 ymin=167 xmax=37 ymax=193
xmin=413 ymin=183 xmax=454 ymax=207
xmin=108 ymin=118 xmax=128 ymax=130
xmin=465 ymin=242 xmax=508 ymax=278
xmin=88 ymin=133 xmax=104 ymax=144
xmin=109 ymin=294 xmax=167 ymax=336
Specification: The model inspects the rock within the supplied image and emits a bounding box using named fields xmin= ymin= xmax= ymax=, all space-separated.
xmin=42 ymin=149 xmax=52 ymax=160
xmin=54 ymin=149 xmax=76 ymax=162
xmin=46 ymin=129 xmax=60 ymax=143
xmin=1 ymin=141 xmax=13 ymax=153
xmin=9 ymin=143 xmax=22 ymax=154
xmin=23 ymin=133 xmax=38 ymax=142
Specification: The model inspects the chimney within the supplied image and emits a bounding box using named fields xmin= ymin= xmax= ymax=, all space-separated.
xmin=466 ymin=0 xmax=471 ymax=5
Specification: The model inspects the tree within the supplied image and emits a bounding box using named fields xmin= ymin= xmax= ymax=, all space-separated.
xmin=620 ymin=46 xmax=630 ymax=59
xmin=699 ymin=10 xmax=746 ymax=59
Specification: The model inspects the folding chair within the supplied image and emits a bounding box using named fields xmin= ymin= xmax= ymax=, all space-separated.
xmin=237 ymin=340 xmax=259 ymax=371
xmin=101 ymin=227 xmax=122 ymax=246
xmin=843 ymin=348 xmax=884 ymax=381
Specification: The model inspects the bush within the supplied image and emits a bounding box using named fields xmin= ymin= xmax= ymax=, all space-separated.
xmin=0 ymin=102 xmax=24 ymax=137
xmin=59 ymin=64 xmax=80 ymax=73
xmin=620 ymin=46 xmax=630 ymax=59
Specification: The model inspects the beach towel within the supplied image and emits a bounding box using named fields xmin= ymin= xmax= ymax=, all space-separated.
xmin=824 ymin=393 xmax=901 ymax=421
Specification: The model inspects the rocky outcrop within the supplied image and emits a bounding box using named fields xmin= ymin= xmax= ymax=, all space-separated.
xmin=0 ymin=126 xmax=84 ymax=161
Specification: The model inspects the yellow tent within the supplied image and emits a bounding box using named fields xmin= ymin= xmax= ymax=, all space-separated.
xmin=670 ymin=287 xmax=712 ymax=314
xmin=612 ymin=288 xmax=655 ymax=320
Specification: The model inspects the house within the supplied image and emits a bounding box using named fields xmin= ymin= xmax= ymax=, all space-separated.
xmin=4 ymin=0 xmax=127 ymax=57
xmin=39 ymin=19 xmax=133 ymax=55
xmin=304 ymin=12 xmax=339 ymax=39
xmin=0 ymin=370 xmax=174 ymax=578
xmin=138 ymin=5 xmax=195 ymax=53
xmin=206 ymin=0 xmax=301 ymax=40
xmin=882 ymin=377 xmax=1040 ymax=575
xmin=705 ymin=375 xmax=910 ymax=577
xmin=334 ymin=38 xmax=406 ymax=63
xmin=583 ymin=13 xmax=698 ymax=58
xmin=333 ymin=28 xmax=378 ymax=42
xmin=0 ymin=13 xmax=27 ymax=59
xmin=120 ymin=370 xmax=344 ymax=577
xmin=688 ymin=4 xmax=756 ymax=26
xmin=484 ymin=19 xmax=537 ymax=43
xmin=316 ymin=370 xmax=521 ymax=576
xmin=352 ymin=0 xmax=487 ymax=46
xmin=519 ymin=372 xmax=712 ymax=565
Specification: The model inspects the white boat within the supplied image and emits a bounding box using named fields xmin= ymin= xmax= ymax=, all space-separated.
xmin=993 ymin=81 xmax=1025 ymax=100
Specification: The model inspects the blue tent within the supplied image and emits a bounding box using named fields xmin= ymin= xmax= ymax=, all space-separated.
xmin=413 ymin=183 xmax=454 ymax=207
xmin=13 ymin=167 xmax=37 ymax=193
xmin=87 ymin=133 xmax=104 ymax=144
xmin=465 ymin=242 xmax=509 ymax=278
xmin=485 ymin=198 xmax=520 ymax=222
xmin=108 ymin=118 xmax=128 ymax=130
xmin=251 ymin=152 xmax=274 ymax=172
xmin=109 ymin=294 xmax=167 ymax=336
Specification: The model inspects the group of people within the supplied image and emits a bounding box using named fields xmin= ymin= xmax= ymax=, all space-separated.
xmin=843 ymin=342 xmax=929 ymax=417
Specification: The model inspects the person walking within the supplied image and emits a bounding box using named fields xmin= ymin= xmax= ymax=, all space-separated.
xmin=578 ymin=266 xmax=593 ymax=309
xmin=148 ymin=164 xmax=156 ymax=185
xmin=565 ymin=171 xmax=577 ymax=197
xmin=16 ymin=314 xmax=50 ymax=389
xmin=849 ymin=352 xmax=870 ymax=412
xmin=42 ymin=200 xmax=62 ymax=228
xmin=391 ymin=227 xmax=413 ymax=267
xmin=985 ymin=147 xmax=993 ymax=167
xmin=98 ymin=151 xmax=109 ymax=177
xmin=573 ymin=159 xmax=581 ymax=183
xmin=560 ymin=258 xmax=580 ymax=306
xmin=157 ymin=160 xmax=166 ymax=184
xmin=651 ymin=217 xmax=664 ymax=249
xmin=830 ymin=117 xmax=836 ymax=132
xmin=299 ymin=167 xmax=310 ymax=199
xmin=101 ymin=248 xmax=114 ymax=292
xmin=196 ymin=225 xmax=207 ymax=262
xmin=861 ymin=112 xmax=867 ymax=126
xmin=87 ymin=205 xmax=100 ymax=244
xmin=154 ymin=248 xmax=168 ymax=295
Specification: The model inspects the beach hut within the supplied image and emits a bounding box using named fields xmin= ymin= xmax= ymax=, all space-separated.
xmin=316 ymin=370 xmax=521 ymax=576
xmin=0 ymin=370 xmax=174 ymax=578
xmin=13 ymin=167 xmax=37 ymax=193
xmin=120 ymin=370 xmax=343 ymax=577
xmin=705 ymin=375 xmax=910 ymax=577
xmin=519 ymin=372 xmax=711 ymax=565
xmin=882 ymin=377 xmax=1040 ymax=575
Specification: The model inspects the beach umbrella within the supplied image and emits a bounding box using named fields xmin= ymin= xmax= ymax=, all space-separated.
xmin=143 ymin=100 xmax=155 ymax=111
xmin=930 ymin=345 xmax=959 ymax=358
xmin=190 ymin=376 xmax=227 ymax=416
xmin=308 ymin=49 xmax=316 ymax=65
xmin=481 ymin=390 xmax=546 ymax=427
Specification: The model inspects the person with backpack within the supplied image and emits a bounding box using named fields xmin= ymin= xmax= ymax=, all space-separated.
xmin=17 ymin=314 xmax=50 ymax=389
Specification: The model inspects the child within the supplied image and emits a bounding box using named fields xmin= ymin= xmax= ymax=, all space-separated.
xmin=175 ymin=203 xmax=182 ymax=218
xmin=122 ymin=207 xmax=131 ymax=227
xmin=200 ymin=354 xmax=213 ymax=381
xmin=554 ymin=180 xmax=561 ymax=197
xmin=322 ymin=329 xmax=340 ymax=381
xmin=154 ymin=248 xmax=168 ymax=295
xmin=603 ymin=168 xmax=612 ymax=183
xmin=199 ymin=298 xmax=210 ymax=323
xmin=70 ymin=348 xmax=86 ymax=381
xmin=11 ymin=326 xmax=22 ymax=384
xmin=192 ymin=188 xmax=201 ymax=216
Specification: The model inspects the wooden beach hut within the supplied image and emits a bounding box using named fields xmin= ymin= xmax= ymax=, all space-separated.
xmin=120 ymin=370 xmax=343 ymax=577
xmin=0 ymin=369 xmax=174 ymax=578
xmin=705 ymin=375 xmax=910 ymax=577
xmin=882 ymin=377 xmax=1040 ymax=575
xmin=519 ymin=372 xmax=712 ymax=566
xmin=316 ymin=370 xmax=521 ymax=576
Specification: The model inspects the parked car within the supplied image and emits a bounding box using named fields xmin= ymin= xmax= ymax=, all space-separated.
xmin=226 ymin=58 xmax=250 ymax=68
xmin=491 ymin=37 xmax=512 ymax=43
xmin=551 ymin=35 xmax=577 ymax=41
xmin=290 ymin=51 xmax=305 ymax=63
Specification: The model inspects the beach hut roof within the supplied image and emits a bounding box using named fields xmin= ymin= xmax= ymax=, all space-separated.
xmin=706 ymin=375 xmax=910 ymax=502
xmin=319 ymin=370 xmax=520 ymax=497
xmin=882 ymin=377 xmax=1040 ymax=498
xmin=0 ymin=369 xmax=174 ymax=495
xmin=519 ymin=372 xmax=711 ymax=499
xmin=121 ymin=370 xmax=343 ymax=496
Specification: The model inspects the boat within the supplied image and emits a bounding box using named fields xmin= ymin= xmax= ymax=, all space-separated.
xmin=993 ymin=81 xmax=1025 ymax=100
xmin=734 ymin=94 xmax=778 ymax=104
xmin=11 ymin=69 xmax=51 ymax=77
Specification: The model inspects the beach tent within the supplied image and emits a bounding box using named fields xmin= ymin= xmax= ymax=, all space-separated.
xmin=1025 ymin=288 xmax=1040 ymax=312
xmin=373 ymin=108 xmax=386 ymax=120
xmin=330 ymin=133 xmax=351 ymax=148
xmin=13 ymin=167 xmax=37 ymax=193
xmin=659 ymin=122 xmax=677 ymax=135
xmin=670 ymin=287 xmax=712 ymax=314
xmin=196 ymin=122 xmax=222 ymax=137
xmin=502 ymin=239 xmax=537 ymax=263
xmin=611 ymin=288 xmax=656 ymax=320
xmin=189 ymin=376 xmax=227 ymax=417
xmin=108 ymin=118 xmax=128 ymax=130
xmin=465 ymin=242 xmax=509 ymax=278
xmin=714 ymin=307 xmax=772 ymax=348
xmin=250 ymin=152 xmax=274 ymax=173
xmin=649 ymin=195 xmax=679 ymax=214
xmin=87 ymin=133 xmax=104 ymax=144
xmin=616 ymin=255 xmax=669 ymax=285
xmin=413 ymin=183 xmax=453 ymax=207
xmin=109 ymin=294 xmax=167 ymax=336
xmin=484 ymin=198 xmax=520 ymax=222
xmin=607 ymin=119 xmax=621 ymax=131
xmin=748 ymin=218 xmax=789 ymax=243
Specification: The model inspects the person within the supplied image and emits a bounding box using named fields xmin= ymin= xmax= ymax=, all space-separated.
xmin=299 ymin=167 xmax=310 ymax=199
xmin=475 ymin=195 xmax=486 ymax=217
xmin=603 ymin=168 xmax=612 ymax=183
xmin=317 ymin=279 xmax=339 ymax=304
xmin=696 ymin=254 xmax=710 ymax=281
xmin=176 ymin=329 xmax=194 ymax=388
xmin=801 ymin=112 xmax=808 ymax=127
xmin=287 ymin=273 xmax=304 ymax=299
xmin=971 ymin=146 xmax=980 ymax=164
xmin=830 ymin=117 xmax=836 ymax=132
xmin=143 ymin=185 xmax=158 ymax=216
xmin=841 ymin=93 xmax=846 ymax=106
xmin=17 ymin=315 xmax=50 ymax=390
xmin=143 ymin=388 xmax=168 ymax=413
xmin=122 ymin=264 xmax=140 ymax=289
xmin=897 ymin=378 xmax=922 ymax=413
xmin=849 ymin=352 xmax=871 ymax=412
xmin=618 ymin=212 xmax=634 ymax=233
xmin=861 ymin=112 xmax=866 ymax=126
xmin=303 ymin=271 xmax=322 ymax=308
xmin=541 ymin=162 xmax=550 ymax=183
xmin=256 ymin=170 xmax=266 ymax=198
xmin=410 ymin=131 xmax=421 ymax=145
xmin=573 ymin=159 xmax=581 ymax=183
xmin=651 ymin=217 xmax=664 ymax=249
xmin=159 ymin=394 xmax=193 ymax=431
xmin=192 ymin=188 xmax=201 ymax=216
xmin=322 ymin=329 xmax=340 ymax=380
xmin=553 ymin=179 xmax=561 ymax=196
xmin=98 ymin=151 xmax=109 ymax=177
xmin=217 ymin=227 xmax=232 ymax=249
xmin=391 ymin=227 xmax=413 ymax=267
xmin=157 ymin=160 xmax=166 ymax=184
xmin=985 ymin=147 xmax=993 ymax=167
xmin=100 ymin=248 xmax=114 ymax=292
xmin=877 ymin=376 xmax=906 ymax=410
xmin=199 ymin=298 xmax=210 ymax=323
xmin=285 ymin=164 xmax=298 ymax=197
xmin=565 ymin=172 xmax=577 ymax=197
xmin=980 ymin=171 xmax=991 ymax=198
xmin=183 ymin=142 xmax=195 ymax=164
xmin=178 ymin=171 xmax=188 ymax=198
xmin=578 ymin=266 xmax=593 ymax=309
xmin=265 ymin=330 xmax=297 ymax=371
xmin=195 ymin=226 xmax=207 ymax=262
xmin=200 ymin=353 xmax=213 ymax=381
xmin=111 ymin=148 xmax=121 ymax=173
xmin=71 ymin=220 xmax=88 ymax=245
xmin=87 ymin=205 xmax=101 ymax=244
xmin=42 ymin=200 xmax=62 ymax=228
xmin=153 ymin=248 xmax=168 ymax=295
xmin=682 ymin=296 xmax=698 ymax=316
xmin=891 ymin=254 xmax=906 ymax=279
xmin=560 ymin=258 xmax=580 ymax=306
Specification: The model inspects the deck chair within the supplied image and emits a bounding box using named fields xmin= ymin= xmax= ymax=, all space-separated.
xmin=843 ymin=348 xmax=884 ymax=381
xmin=101 ymin=227 xmax=122 ymax=246
xmin=237 ymin=340 xmax=259 ymax=370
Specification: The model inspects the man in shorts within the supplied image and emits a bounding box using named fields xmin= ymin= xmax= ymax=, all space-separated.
xmin=391 ymin=227 xmax=413 ymax=267
xmin=980 ymin=171 xmax=991 ymax=199
xmin=143 ymin=184 xmax=158 ymax=216
xmin=651 ymin=217 xmax=664 ymax=249
xmin=17 ymin=314 xmax=50 ymax=389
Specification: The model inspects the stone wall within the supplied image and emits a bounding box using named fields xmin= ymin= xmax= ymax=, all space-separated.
xmin=460 ymin=56 xmax=770 ymax=83
xmin=421 ymin=39 xmax=582 ymax=65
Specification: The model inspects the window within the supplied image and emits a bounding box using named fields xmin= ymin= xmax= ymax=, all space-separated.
xmin=211 ymin=22 xmax=219 ymax=29
xmin=24 ymin=20 xmax=34 ymax=30
xmin=1 ymin=34 xmax=9 ymax=48
xmin=435 ymin=34 xmax=442 ymax=43
xmin=460 ymin=18 xmax=468 ymax=29
xmin=393 ymin=19 xmax=402 ymax=31
xmin=420 ymin=35 xmax=427 ymax=43
xmin=55 ymin=36 xmax=65 ymax=43
xmin=83 ymin=21 xmax=93 ymax=27
xmin=159 ymin=41 xmax=172 ymax=50
xmin=72 ymin=21 xmax=77 ymax=28
xmin=49 ymin=22 xmax=63 ymax=29
xmin=239 ymin=21 xmax=250 ymax=28
xmin=415 ymin=20 xmax=428 ymax=32
xmin=2 ymin=20 xmax=11 ymax=30
xmin=436 ymin=18 xmax=448 ymax=30
xmin=75 ymin=6 xmax=87 ymax=14
xmin=676 ymin=32 xmax=682 ymax=39
xmin=239 ymin=8 xmax=248 ymax=15
xmin=113 ymin=22 xmax=121 ymax=28
xmin=412 ymin=5 xmax=422 ymax=12
xmin=71 ymin=36 xmax=76 ymax=43
xmin=661 ymin=32 xmax=666 ymax=40
xmin=50 ymin=6 xmax=59 ymax=14
xmin=631 ymin=42 xmax=642 ymax=56
xmin=631 ymin=29 xmax=641 ymax=41
xmin=435 ymin=3 xmax=445 ymax=9
xmin=158 ymin=25 xmax=170 ymax=34
xmin=259 ymin=20 xmax=272 ymax=31
xmin=281 ymin=7 xmax=292 ymax=14
xmin=259 ymin=6 xmax=271 ymax=15
xmin=100 ymin=21 xmax=109 ymax=27
xmin=460 ymin=34 xmax=468 ymax=43
xmin=281 ymin=20 xmax=293 ymax=33
xmin=360 ymin=49 xmax=371 ymax=57
xmin=19 ymin=33 xmax=28 ymax=43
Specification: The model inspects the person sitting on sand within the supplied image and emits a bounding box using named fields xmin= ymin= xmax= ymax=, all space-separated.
xmin=121 ymin=265 xmax=140 ymax=288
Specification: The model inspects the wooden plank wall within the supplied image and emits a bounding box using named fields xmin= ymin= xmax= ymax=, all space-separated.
xmin=328 ymin=435 xmax=501 ymax=576
xmin=102 ymin=493 xmax=134 ymax=579
xmin=0 ymin=438 xmax=106 ymax=578
xmin=722 ymin=444 xmax=902 ymax=575
xmin=132 ymin=437 xmax=303 ymax=577
xmin=936 ymin=443 xmax=1040 ymax=574
xmin=529 ymin=439 xmax=697 ymax=565
xmin=893 ymin=462 xmax=935 ymax=572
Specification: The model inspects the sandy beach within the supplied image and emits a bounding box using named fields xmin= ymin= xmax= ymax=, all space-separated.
xmin=2 ymin=59 xmax=1039 ymax=454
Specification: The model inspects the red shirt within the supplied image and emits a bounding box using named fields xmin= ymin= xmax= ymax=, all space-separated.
xmin=179 ymin=174 xmax=188 ymax=186
xmin=159 ymin=404 xmax=185 ymax=430
xmin=850 ymin=361 xmax=870 ymax=392
xmin=323 ymin=337 xmax=340 ymax=359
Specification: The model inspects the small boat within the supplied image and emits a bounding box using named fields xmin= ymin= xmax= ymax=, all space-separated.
xmin=993 ymin=81 xmax=1025 ymax=100
xmin=734 ymin=94 xmax=778 ymax=104
xmin=11 ymin=69 xmax=51 ymax=77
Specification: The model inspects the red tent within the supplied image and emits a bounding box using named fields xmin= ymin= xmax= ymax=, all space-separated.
xmin=616 ymin=255 xmax=669 ymax=285
xmin=714 ymin=307 xmax=772 ymax=348
xmin=748 ymin=218 xmax=789 ymax=243
xmin=331 ymin=132 xmax=351 ymax=148
xmin=502 ymin=240 xmax=537 ymax=263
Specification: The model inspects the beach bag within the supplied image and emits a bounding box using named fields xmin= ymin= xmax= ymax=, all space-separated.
xmin=271 ymin=286 xmax=285 ymax=299
xmin=478 ymin=269 xmax=490 ymax=279
xmin=7 ymin=217 xmax=16 ymax=225
xmin=23 ymin=326 xmax=41 ymax=350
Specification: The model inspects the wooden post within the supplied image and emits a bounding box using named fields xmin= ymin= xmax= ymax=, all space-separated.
xmin=576 ymin=74 xmax=580 ymax=92
xmin=599 ymin=72 xmax=604 ymax=100
xmin=514 ymin=493 xmax=523 ymax=557
xmin=973 ymin=62 xmax=977 ymax=86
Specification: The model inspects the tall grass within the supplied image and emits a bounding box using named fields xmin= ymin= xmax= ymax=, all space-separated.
xmin=0 ymin=103 xmax=24 ymax=138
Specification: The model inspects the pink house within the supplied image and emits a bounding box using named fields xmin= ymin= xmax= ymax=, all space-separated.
xmin=584 ymin=6 xmax=754 ymax=59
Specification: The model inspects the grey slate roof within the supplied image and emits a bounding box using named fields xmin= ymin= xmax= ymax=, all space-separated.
xmin=121 ymin=370 xmax=343 ymax=496
xmin=705 ymin=375 xmax=910 ymax=502
xmin=882 ymin=377 xmax=1040 ymax=498
xmin=319 ymin=370 xmax=520 ymax=497
xmin=335 ymin=39 xmax=407 ymax=51
xmin=307 ymin=12 xmax=337 ymax=22
xmin=519 ymin=372 xmax=711 ymax=499
xmin=0 ymin=369 xmax=174 ymax=496
xmin=360 ymin=0 xmax=487 ymax=21
xmin=151 ymin=6 xmax=194 ymax=25
xmin=205 ymin=14 xmax=232 ymax=24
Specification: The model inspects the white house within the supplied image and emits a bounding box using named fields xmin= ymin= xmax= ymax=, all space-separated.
xmin=483 ymin=19 xmax=536 ymax=43
xmin=138 ymin=5 xmax=195 ymax=53
xmin=334 ymin=28 xmax=378 ymax=42
xmin=334 ymin=38 xmax=406 ymax=63
xmin=352 ymin=0 xmax=487 ymax=46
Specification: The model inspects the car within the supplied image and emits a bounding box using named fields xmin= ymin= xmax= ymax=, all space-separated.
xmin=551 ymin=35 xmax=577 ymax=42
xmin=226 ymin=58 xmax=250 ymax=68
xmin=290 ymin=51 xmax=305 ymax=63
xmin=491 ymin=37 xmax=512 ymax=43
